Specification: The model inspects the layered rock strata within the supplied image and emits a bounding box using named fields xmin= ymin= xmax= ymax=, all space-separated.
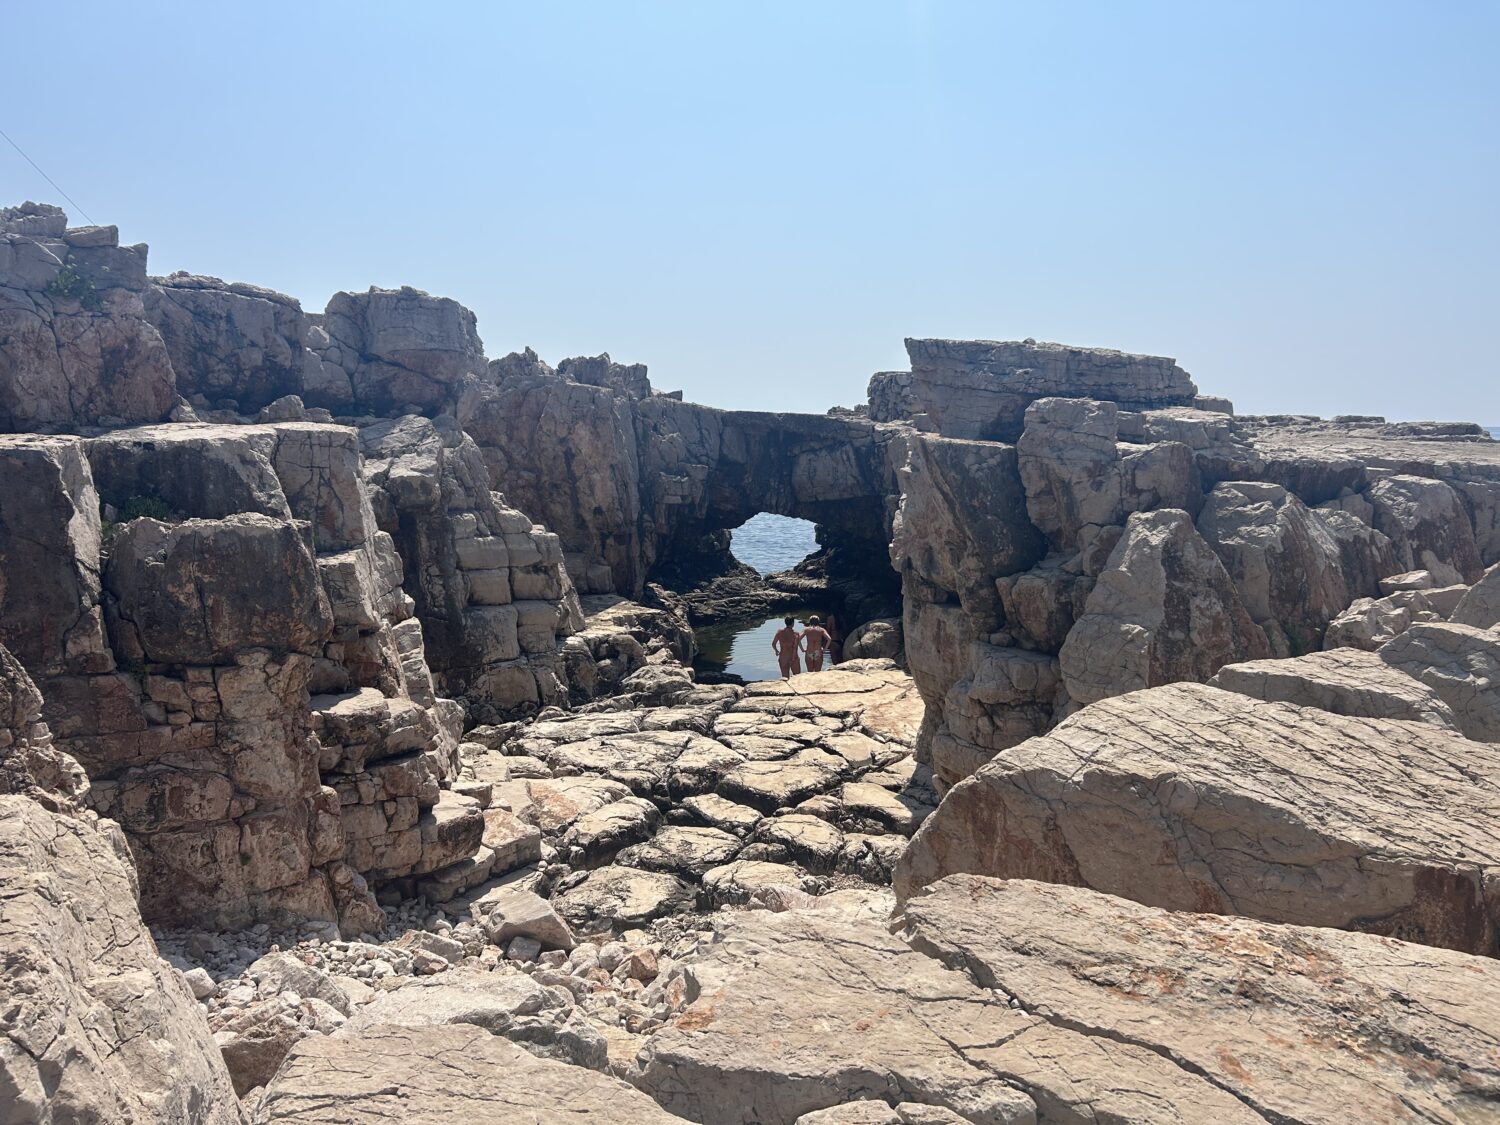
xmin=0 ymin=423 xmax=479 ymax=932
xmin=897 ymin=682 xmax=1500 ymax=956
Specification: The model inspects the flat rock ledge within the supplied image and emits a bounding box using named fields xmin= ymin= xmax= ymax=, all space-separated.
xmin=252 ymin=1022 xmax=685 ymax=1122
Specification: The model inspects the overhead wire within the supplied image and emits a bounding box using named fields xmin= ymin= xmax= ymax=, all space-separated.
xmin=0 ymin=125 xmax=96 ymax=225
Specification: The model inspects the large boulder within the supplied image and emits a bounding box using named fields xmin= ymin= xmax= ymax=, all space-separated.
xmin=634 ymin=907 xmax=1261 ymax=1125
xmin=896 ymin=682 xmax=1500 ymax=956
xmin=901 ymin=875 xmax=1500 ymax=1125
xmin=144 ymin=274 xmax=319 ymax=412
xmin=0 ymin=795 xmax=243 ymax=1123
xmin=1196 ymin=480 xmax=1350 ymax=655
xmin=1452 ymin=562 xmax=1500 ymax=629
xmin=253 ymin=1023 xmax=683 ymax=1123
xmin=1017 ymin=396 xmax=1200 ymax=556
xmin=317 ymin=286 xmax=486 ymax=415
xmin=104 ymin=513 xmax=333 ymax=665
xmin=1058 ymin=510 xmax=1270 ymax=706
xmin=1366 ymin=474 xmax=1484 ymax=584
xmin=1377 ymin=623 xmax=1500 ymax=742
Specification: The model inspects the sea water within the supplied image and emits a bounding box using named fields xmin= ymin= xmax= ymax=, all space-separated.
xmin=693 ymin=608 xmax=824 ymax=683
xmin=730 ymin=513 xmax=819 ymax=575
xmin=693 ymin=515 xmax=826 ymax=681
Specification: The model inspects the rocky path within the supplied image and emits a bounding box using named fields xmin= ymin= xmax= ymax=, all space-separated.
xmin=150 ymin=662 xmax=936 ymax=1102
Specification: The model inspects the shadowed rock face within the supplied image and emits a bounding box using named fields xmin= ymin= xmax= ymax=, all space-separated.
xmin=467 ymin=359 xmax=900 ymax=598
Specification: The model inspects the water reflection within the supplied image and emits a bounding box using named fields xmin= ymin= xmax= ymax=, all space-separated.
xmin=693 ymin=608 xmax=827 ymax=683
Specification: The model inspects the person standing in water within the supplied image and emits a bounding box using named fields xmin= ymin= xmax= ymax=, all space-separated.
xmin=772 ymin=616 xmax=802 ymax=679
xmin=800 ymin=615 xmax=833 ymax=672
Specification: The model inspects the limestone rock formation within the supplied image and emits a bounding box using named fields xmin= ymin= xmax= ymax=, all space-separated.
xmin=1195 ymin=480 xmax=1351 ymax=655
xmin=0 ymin=204 xmax=176 ymax=431
xmin=0 ymin=423 xmax=479 ymax=933
xmin=900 ymin=875 xmax=1500 ymax=1124
xmin=1453 ymin=561 xmax=1500 ymax=629
xmin=1058 ymin=509 xmax=1270 ymax=706
xmin=872 ymin=337 xmax=1199 ymax=441
xmin=315 ymin=286 xmax=486 ymax=416
xmin=254 ymin=1023 xmax=685 ymax=1122
xmin=1208 ymin=647 xmax=1459 ymax=728
xmin=359 ymin=414 xmax=587 ymax=720
xmin=2 ymin=778 xmax=243 ymax=1122
xmin=897 ymin=682 xmax=1500 ymax=956
xmin=633 ymin=906 xmax=1256 ymax=1125
xmin=1378 ymin=622 xmax=1500 ymax=742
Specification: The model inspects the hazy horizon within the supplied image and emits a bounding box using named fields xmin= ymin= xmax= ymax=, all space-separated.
xmin=3 ymin=2 xmax=1496 ymax=423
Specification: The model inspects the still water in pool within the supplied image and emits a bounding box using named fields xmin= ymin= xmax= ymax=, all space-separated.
xmin=693 ymin=609 xmax=827 ymax=682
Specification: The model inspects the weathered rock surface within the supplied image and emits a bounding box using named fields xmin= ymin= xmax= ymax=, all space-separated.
xmin=901 ymin=875 xmax=1500 ymax=1125
xmin=873 ymin=338 xmax=1199 ymax=442
xmin=254 ymin=1023 xmax=685 ymax=1122
xmin=1208 ymin=647 xmax=1459 ymax=727
xmin=1 ymin=205 xmax=175 ymax=431
xmin=1453 ymin=561 xmax=1500 ymax=629
xmin=1058 ymin=509 xmax=1270 ymax=706
xmin=1377 ymin=622 xmax=1500 ymax=742
xmin=633 ymin=906 xmax=1261 ymax=1125
xmin=897 ymin=682 xmax=1500 ymax=956
xmin=0 ymin=794 xmax=243 ymax=1122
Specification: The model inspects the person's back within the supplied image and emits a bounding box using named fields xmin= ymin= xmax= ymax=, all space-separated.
xmin=800 ymin=615 xmax=832 ymax=672
xmin=772 ymin=616 xmax=802 ymax=678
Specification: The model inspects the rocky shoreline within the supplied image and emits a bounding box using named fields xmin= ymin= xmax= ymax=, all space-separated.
xmin=3 ymin=199 xmax=1499 ymax=1123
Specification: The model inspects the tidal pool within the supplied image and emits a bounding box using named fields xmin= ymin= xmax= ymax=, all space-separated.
xmin=693 ymin=608 xmax=829 ymax=683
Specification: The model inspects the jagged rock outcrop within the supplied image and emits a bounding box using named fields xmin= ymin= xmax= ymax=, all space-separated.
xmin=870 ymin=337 xmax=1199 ymax=441
xmin=358 ymin=414 xmax=588 ymax=720
xmin=1195 ymin=480 xmax=1352 ymax=655
xmin=314 ymin=286 xmax=487 ymax=416
xmin=1454 ymin=561 xmax=1500 ymax=628
xmin=1378 ymin=622 xmax=1500 ymax=742
xmin=1058 ymin=509 xmax=1271 ymax=707
xmin=900 ymin=875 xmax=1500 ymax=1125
xmin=0 ymin=203 xmax=176 ymax=432
xmin=144 ymin=272 xmax=337 ymax=414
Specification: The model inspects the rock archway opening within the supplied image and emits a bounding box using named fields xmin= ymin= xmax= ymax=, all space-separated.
xmin=730 ymin=513 xmax=820 ymax=576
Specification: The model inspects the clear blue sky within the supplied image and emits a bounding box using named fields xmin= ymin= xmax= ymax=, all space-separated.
xmin=3 ymin=2 xmax=1495 ymax=421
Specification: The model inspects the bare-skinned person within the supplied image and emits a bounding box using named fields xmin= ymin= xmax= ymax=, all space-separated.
xmin=825 ymin=613 xmax=844 ymax=664
xmin=772 ymin=616 xmax=802 ymax=678
xmin=799 ymin=614 xmax=833 ymax=672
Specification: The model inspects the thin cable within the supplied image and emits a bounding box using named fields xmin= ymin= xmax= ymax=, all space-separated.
xmin=0 ymin=126 xmax=96 ymax=226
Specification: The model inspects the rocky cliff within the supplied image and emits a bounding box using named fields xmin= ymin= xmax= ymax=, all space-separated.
xmin=3 ymin=199 xmax=1499 ymax=1122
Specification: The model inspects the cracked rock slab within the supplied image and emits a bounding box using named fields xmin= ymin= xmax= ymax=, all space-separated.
xmin=1208 ymin=646 xmax=1458 ymax=728
xmin=901 ymin=875 xmax=1500 ymax=1125
xmin=631 ymin=908 xmax=1262 ymax=1125
xmin=253 ymin=1022 xmax=685 ymax=1122
xmin=896 ymin=682 xmax=1500 ymax=956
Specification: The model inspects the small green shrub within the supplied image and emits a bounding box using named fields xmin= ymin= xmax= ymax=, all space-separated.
xmin=44 ymin=260 xmax=103 ymax=311
xmin=121 ymin=494 xmax=172 ymax=521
